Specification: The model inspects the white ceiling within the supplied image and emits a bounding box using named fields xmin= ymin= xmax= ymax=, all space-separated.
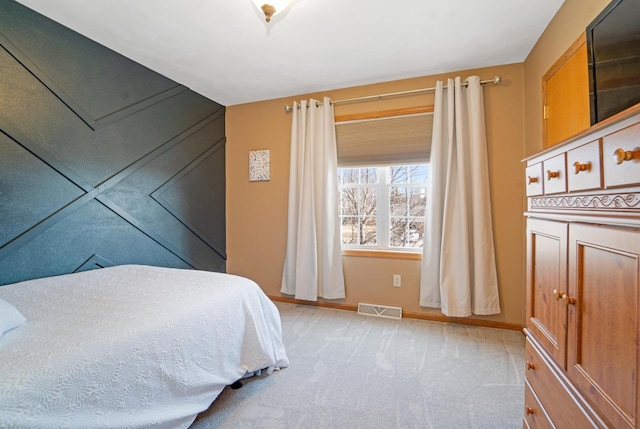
xmin=15 ymin=0 xmax=564 ymax=106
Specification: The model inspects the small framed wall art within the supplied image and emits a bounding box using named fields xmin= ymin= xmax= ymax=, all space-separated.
xmin=249 ymin=149 xmax=270 ymax=182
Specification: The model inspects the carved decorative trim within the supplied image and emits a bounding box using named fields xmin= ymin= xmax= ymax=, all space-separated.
xmin=531 ymin=193 xmax=640 ymax=211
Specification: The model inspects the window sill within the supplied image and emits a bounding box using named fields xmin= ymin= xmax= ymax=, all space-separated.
xmin=341 ymin=249 xmax=422 ymax=260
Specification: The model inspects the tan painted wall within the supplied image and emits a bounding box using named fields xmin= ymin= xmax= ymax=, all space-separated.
xmin=226 ymin=0 xmax=616 ymax=327
xmin=523 ymin=0 xmax=611 ymax=157
xmin=226 ymin=62 xmax=526 ymax=326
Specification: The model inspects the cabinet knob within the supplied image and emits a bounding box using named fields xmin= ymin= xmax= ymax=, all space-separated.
xmin=613 ymin=148 xmax=638 ymax=164
xmin=528 ymin=176 xmax=539 ymax=184
xmin=572 ymin=161 xmax=591 ymax=174
xmin=553 ymin=289 xmax=564 ymax=300
xmin=526 ymin=361 xmax=535 ymax=370
xmin=547 ymin=170 xmax=560 ymax=180
xmin=562 ymin=294 xmax=576 ymax=305
xmin=525 ymin=406 xmax=534 ymax=416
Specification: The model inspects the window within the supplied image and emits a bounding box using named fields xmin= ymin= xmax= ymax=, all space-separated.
xmin=338 ymin=164 xmax=428 ymax=251
xmin=334 ymin=106 xmax=433 ymax=254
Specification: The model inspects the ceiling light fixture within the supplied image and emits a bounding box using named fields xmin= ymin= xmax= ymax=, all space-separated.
xmin=253 ymin=0 xmax=296 ymax=23
xmin=261 ymin=3 xmax=276 ymax=22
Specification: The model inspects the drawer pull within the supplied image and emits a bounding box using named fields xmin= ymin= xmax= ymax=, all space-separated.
xmin=553 ymin=289 xmax=564 ymax=300
xmin=613 ymin=148 xmax=639 ymax=164
xmin=572 ymin=161 xmax=591 ymax=174
xmin=526 ymin=361 xmax=535 ymax=370
xmin=547 ymin=170 xmax=560 ymax=180
xmin=562 ymin=294 xmax=576 ymax=305
xmin=525 ymin=406 xmax=534 ymax=416
xmin=528 ymin=176 xmax=539 ymax=184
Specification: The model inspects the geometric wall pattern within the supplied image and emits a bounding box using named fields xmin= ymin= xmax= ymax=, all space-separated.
xmin=0 ymin=1 xmax=226 ymax=285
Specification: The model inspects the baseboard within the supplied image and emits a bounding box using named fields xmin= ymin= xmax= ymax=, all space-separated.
xmin=269 ymin=295 xmax=358 ymax=312
xmin=402 ymin=310 xmax=524 ymax=332
xmin=269 ymin=295 xmax=524 ymax=333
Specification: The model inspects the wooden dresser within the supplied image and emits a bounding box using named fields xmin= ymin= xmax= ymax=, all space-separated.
xmin=523 ymin=104 xmax=640 ymax=428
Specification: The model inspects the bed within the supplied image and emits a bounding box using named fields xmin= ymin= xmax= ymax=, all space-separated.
xmin=0 ymin=264 xmax=289 ymax=428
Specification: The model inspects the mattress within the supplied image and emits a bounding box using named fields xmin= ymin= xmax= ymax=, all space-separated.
xmin=0 ymin=265 xmax=289 ymax=428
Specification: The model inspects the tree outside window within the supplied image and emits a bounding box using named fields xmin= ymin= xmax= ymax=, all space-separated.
xmin=338 ymin=164 xmax=428 ymax=251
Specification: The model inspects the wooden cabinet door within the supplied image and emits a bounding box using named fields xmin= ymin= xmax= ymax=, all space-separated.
xmin=567 ymin=224 xmax=640 ymax=429
xmin=543 ymin=33 xmax=590 ymax=147
xmin=526 ymin=218 xmax=568 ymax=368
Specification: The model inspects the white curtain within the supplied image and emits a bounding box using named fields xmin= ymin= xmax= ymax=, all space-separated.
xmin=281 ymin=97 xmax=346 ymax=301
xmin=420 ymin=76 xmax=500 ymax=317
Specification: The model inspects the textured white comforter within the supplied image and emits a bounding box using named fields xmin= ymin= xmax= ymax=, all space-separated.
xmin=0 ymin=265 xmax=289 ymax=428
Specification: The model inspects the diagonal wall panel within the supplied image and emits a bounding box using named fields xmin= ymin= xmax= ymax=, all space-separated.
xmin=0 ymin=200 xmax=194 ymax=285
xmin=0 ymin=2 xmax=186 ymax=130
xmin=151 ymin=139 xmax=226 ymax=259
xmin=0 ymin=0 xmax=226 ymax=286
xmin=0 ymin=131 xmax=85 ymax=245
xmin=74 ymin=254 xmax=115 ymax=273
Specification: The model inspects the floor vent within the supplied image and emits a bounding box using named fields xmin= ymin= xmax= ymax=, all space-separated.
xmin=357 ymin=303 xmax=402 ymax=320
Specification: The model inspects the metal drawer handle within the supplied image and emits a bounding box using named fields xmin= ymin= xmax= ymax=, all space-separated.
xmin=572 ymin=161 xmax=591 ymax=174
xmin=528 ymin=176 xmax=538 ymax=184
xmin=562 ymin=294 xmax=576 ymax=305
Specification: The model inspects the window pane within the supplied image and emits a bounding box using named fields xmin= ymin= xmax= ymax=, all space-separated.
xmin=341 ymin=168 xmax=360 ymax=185
xmin=389 ymin=166 xmax=408 ymax=184
xmin=390 ymin=217 xmax=408 ymax=247
xmin=407 ymin=220 xmax=424 ymax=247
xmin=358 ymin=187 xmax=377 ymax=216
xmin=340 ymin=188 xmax=358 ymax=216
xmin=408 ymin=187 xmax=426 ymax=216
xmin=390 ymin=218 xmax=424 ymax=248
xmin=360 ymin=216 xmax=377 ymax=246
xmin=390 ymin=187 xmax=407 ymax=216
xmin=341 ymin=216 xmax=358 ymax=245
xmin=409 ymin=164 xmax=429 ymax=183
xmin=361 ymin=168 xmax=377 ymax=184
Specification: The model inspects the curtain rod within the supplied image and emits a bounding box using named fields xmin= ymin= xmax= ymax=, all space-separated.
xmin=284 ymin=75 xmax=502 ymax=112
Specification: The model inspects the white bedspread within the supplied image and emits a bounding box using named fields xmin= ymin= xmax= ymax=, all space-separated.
xmin=0 ymin=265 xmax=289 ymax=428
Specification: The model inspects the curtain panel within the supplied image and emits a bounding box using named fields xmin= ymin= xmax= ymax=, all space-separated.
xmin=281 ymin=97 xmax=345 ymax=301
xmin=420 ymin=77 xmax=500 ymax=317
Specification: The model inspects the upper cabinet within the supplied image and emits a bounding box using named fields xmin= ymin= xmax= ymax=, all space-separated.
xmin=542 ymin=33 xmax=591 ymax=148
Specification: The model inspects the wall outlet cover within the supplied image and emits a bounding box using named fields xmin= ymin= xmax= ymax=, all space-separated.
xmin=393 ymin=274 xmax=401 ymax=287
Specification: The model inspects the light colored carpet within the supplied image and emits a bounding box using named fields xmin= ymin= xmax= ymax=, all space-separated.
xmin=191 ymin=302 xmax=525 ymax=429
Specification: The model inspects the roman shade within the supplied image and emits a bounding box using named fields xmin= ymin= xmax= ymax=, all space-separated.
xmin=335 ymin=112 xmax=433 ymax=167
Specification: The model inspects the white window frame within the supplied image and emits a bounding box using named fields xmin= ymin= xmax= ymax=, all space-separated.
xmin=339 ymin=164 xmax=427 ymax=253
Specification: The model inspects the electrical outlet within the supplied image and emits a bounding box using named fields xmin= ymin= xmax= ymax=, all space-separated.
xmin=393 ymin=274 xmax=401 ymax=287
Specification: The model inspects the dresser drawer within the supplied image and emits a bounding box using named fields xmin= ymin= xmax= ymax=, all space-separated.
xmin=526 ymin=163 xmax=544 ymax=196
xmin=543 ymin=153 xmax=566 ymax=194
xmin=525 ymin=338 xmax=597 ymax=428
xmin=567 ymin=140 xmax=602 ymax=192
xmin=524 ymin=381 xmax=553 ymax=429
xmin=603 ymin=121 xmax=640 ymax=188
